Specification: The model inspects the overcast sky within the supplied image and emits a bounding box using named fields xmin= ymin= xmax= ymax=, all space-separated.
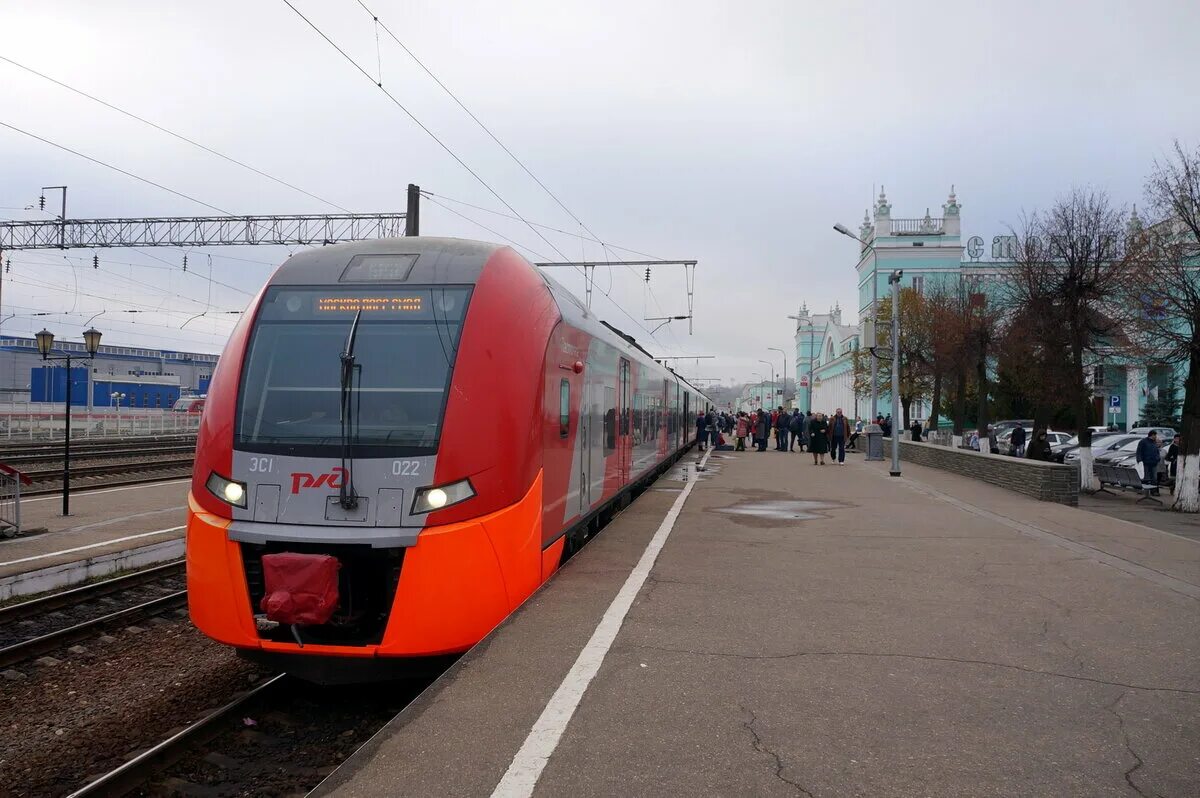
xmin=2 ymin=0 xmax=1197 ymax=384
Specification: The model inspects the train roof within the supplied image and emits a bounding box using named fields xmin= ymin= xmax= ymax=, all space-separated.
xmin=268 ymin=237 xmax=710 ymax=402
xmin=268 ymin=237 xmax=502 ymax=286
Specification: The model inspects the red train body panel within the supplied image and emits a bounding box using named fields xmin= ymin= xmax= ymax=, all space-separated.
xmin=186 ymin=238 xmax=706 ymax=681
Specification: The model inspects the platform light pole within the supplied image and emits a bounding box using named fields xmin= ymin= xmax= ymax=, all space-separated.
xmin=767 ymin=347 xmax=787 ymax=405
xmin=834 ymin=223 xmax=878 ymax=419
xmin=37 ymin=327 xmax=102 ymax=515
xmin=757 ymin=360 xmax=775 ymax=407
xmin=887 ymin=270 xmax=903 ymax=477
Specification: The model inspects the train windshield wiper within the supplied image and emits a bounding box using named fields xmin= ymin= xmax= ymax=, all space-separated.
xmin=338 ymin=309 xmax=363 ymax=510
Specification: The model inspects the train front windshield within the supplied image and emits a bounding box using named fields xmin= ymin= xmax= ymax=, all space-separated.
xmin=235 ymin=286 xmax=471 ymax=456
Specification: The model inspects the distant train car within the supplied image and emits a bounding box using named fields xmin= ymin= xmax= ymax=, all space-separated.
xmin=186 ymin=238 xmax=707 ymax=681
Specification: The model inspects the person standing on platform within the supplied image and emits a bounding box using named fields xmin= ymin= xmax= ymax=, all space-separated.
xmin=735 ymin=412 xmax=749 ymax=451
xmin=829 ymin=408 xmax=851 ymax=465
xmin=696 ymin=410 xmax=708 ymax=452
xmin=1135 ymin=430 xmax=1161 ymax=495
xmin=754 ymin=409 xmax=770 ymax=452
xmin=789 ymin=409 xmax=803 ymax=452
xmin=808 ymin=412 xmax=830 ymax=465
xmin=774 ymin=406 xmax=790 ymax=451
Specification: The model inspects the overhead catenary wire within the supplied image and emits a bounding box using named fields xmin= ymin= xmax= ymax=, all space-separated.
xmin=354 ymin=0 xmax=609 ymax=248
xmin=282 ymin=2 xmax=672 ymax=348
xmin=0 ymin=120 xmax=233 ymax=215
xmin=0 ymin=55 xmax=352 ymax=213
xmin=279 ymin=0 xmax=571 ymax=264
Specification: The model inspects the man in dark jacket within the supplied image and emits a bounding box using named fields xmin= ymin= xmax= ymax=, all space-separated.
xmin=788 ymin=409 xmax=803 ymax=451
xmin=696 ymin=411 xmax=708 ymax=451
xmin=1135 ymin=430 xmax=1161 ymax=495
xmin=829 ymin=408 xmax=852 ymax=464
xmin=1010 ymin=425 xmax=1026 ymax=457
xmin=774 ymin=406 xmax=790 ymax=451
xmin=1026 ymin=429 xmax=1052 ymax=461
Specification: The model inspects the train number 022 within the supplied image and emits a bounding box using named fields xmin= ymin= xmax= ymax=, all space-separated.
xmin=392 ymin=460 xmax=421 ymax=476
xmin=247 ymin=457 xmax=274 ymax=473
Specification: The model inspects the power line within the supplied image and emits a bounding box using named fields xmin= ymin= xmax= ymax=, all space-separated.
xmin=425 ymin=198 xmax=681 ymax=349
xmin=0 ymin=55 xmax=352 ymax=213
xmin=355 ymin=0 xmax=608 ymax=247
xmin=0 ymin=120 xmax=232 ymax=215
xmin=280 ymin=0 xmax=571 ymax=263
xmin=420 ymin=191 xmax=668 ymax=260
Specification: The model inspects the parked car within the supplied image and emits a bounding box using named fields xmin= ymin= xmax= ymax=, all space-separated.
xmin=1094 ymin=438 xmax=1144 ymax=466
xmin=1130 ymin=426 xmax=1176 ymax=443
xmin=1063 ymin=434 xmax=1140 ymax=464
xmin=996 ymin=427 xmax=1070 ymax=456
xmin=1051 ymin=431 xmax=1120 ymax=463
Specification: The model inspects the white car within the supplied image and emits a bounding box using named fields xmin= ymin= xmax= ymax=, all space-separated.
xmin=1063 ymin=434 xmax=1140 ymax=463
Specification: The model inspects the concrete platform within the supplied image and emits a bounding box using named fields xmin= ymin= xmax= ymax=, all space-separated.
xmin=316 ymin=448 xmax=1200 ymax=798
xmin=0 ymin=479 xmax=188 ymax=596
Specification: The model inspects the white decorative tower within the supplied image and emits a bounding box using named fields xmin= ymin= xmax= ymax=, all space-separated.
xmin=942 ymin=185 xmax=961 ymax=235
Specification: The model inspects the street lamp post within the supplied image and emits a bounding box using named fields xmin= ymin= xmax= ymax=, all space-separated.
xmin=834 ymin=223 xmax=879 ymax=420
xmin=757 ymin=359 xmax=775 ymax=407
xmin=767 ymin=347 xmax=787 ymax=405
xmin=37 ymin=327 xmax=102 ymax=515
xmin=887 ymin=271 xmax=903 ymax=477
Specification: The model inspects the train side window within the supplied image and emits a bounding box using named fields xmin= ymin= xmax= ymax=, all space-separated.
xmin=559 ymin=379 xmax=570 ymax=438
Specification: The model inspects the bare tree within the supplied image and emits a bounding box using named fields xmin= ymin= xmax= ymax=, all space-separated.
xmin=1134 ymin=141 xmax=1200 ymax=511
xmin=1005 ymin=188 xmax=1137 ymax=489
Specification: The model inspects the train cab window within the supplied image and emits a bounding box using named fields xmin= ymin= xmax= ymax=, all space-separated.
xmin=559 ymin=379 xmax=570 ymax=438
xmin=235 ymin=286 xmax=472 ymax=456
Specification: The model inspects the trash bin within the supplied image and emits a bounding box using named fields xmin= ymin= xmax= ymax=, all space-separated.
xmin=865 ymin=423 xmax=885 ymax=461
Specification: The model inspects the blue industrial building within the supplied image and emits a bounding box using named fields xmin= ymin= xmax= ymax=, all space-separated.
xmin=0 ymin=336 xmax=217 ymax=408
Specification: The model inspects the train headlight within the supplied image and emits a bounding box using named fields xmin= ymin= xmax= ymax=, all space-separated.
xmin=412 ymin=479 xmax=475 ymax=515
xmin=206 ymin=471 xmax=248 ymax=509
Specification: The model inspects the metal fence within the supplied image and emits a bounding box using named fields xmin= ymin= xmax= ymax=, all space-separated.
xmin=0 ymin=404 xmax=201 ymax=441
xmin=0 ymin=463 xmax=30 ymax=537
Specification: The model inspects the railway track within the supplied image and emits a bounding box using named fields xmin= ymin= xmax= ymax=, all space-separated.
xmin=0 ymin=443 xmax=196 ymax=467
xmin=65 ymin=674 xmax=290 ymax=798
xmin=0 ymin=561 xmax=188 ymax=668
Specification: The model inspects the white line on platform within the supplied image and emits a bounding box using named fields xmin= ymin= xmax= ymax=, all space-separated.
xmin=0 ymin=526 xmax=185 ymax=568
xmin=491 ymin=448 xmax=713 ymax=798
xmin=20 ymin=479 xmax=190 ymax=504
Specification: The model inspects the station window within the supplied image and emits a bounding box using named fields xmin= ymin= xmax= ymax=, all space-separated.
xmin=559 ymin=379 xmax=570 ymax=438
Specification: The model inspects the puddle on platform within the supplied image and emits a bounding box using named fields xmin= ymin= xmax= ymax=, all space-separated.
xmin=714 ymin=499 xmax=852 ymax=526
xmin=663 ymin=461 xmax=724 ymax=483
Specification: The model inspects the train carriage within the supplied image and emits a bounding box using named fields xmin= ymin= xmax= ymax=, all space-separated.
xmin=186 ymin=237 xmax=706 ymax=682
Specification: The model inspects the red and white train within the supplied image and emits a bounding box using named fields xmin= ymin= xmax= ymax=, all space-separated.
xmin=186 ymin=237 xmax=707 ymax=681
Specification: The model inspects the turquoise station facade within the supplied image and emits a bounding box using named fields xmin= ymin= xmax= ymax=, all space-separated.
xmin=796 ymin=187 xmax=1182 ymax=429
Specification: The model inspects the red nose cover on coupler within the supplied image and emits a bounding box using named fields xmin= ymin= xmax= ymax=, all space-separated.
xmin=260 ymin=553 xmax=341 ymax=626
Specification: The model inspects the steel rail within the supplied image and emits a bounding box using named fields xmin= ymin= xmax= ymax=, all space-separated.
xmin=65 ymin=674 xmax=290 ymax=798
xmin=0 ymin=590 xmax=187 ymax=669
xmin=0 ymin=560 xmax=185 ymax=625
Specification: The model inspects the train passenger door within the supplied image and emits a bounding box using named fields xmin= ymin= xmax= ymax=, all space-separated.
xmin=578 ymin=380 xmax=591 ymax=515
xmin=618 ymin=358 xmax=632 ymax=483
xmin=683 ymin=390 xmax=690 ymax=444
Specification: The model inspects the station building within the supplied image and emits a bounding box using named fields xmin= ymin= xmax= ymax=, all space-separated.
xmin=736 ymin=380 xmax=783 ymax=413
xmin=796 ymin=187 xmax=1183 ymax=429
xmin=0 ymin=335 xmax=217 ymax=409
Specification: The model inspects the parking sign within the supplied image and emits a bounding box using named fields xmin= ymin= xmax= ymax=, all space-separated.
xmin=1109 ymin=395 xmax=1121 ymax=410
